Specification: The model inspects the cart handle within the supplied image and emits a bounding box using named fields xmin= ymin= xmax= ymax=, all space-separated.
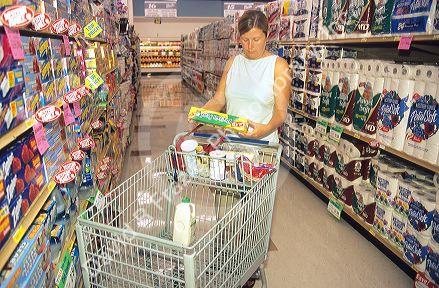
xmin=193 ymin=132 xmax=270 ymax=146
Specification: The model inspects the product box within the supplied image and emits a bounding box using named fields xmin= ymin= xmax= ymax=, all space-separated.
xmin=0 ymin=34 xmax=15 ymax=69
xmin=0 ymin=95 xmax=27 ymax=137
xmin=23 ymin=69 xmax=42 ymax=96
xmin=24 ymin=92 xmax=43 ymax=118
xmin=0 ymin=222 xmax=49 ymax=288
xmin=38 ymin=60 xmax=54 ymax=84
xmin=55 ymin=76 xmax=70 ymax=97
xmin=0 ymin=65 xmax=25 ymax=100
xmin=0 ymin=199 xmax=11 ymax=250
xmin=51 ymin=39 xmax=66 ymax=59
xmin=41 ymin=80 xmax=57 ymax=105
xmin=21 ymin=37 xmax=37 ymax=56
xmin=35 ymin=38 xmax=52 ymax=61
xmin=53 ymin=58 xmax=68 ymax=79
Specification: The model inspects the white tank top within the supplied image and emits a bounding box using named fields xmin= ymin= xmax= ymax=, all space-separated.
xmin=225 ymin=54 xmax=279 ymax=143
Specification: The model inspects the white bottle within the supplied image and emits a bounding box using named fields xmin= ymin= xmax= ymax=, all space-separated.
xmin=173 ymin=197 xmax=196 ymax=246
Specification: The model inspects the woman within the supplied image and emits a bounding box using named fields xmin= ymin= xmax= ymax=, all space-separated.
xmin=201 ymin=9 xmax=291 ymax=143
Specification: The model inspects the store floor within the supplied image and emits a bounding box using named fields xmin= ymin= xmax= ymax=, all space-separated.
xmin=120 ymin=75 xmax=412 ymax=288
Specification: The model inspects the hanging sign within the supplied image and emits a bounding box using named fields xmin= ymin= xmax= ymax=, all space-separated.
xmin=68 ymin=23 xmax=81 ymax=37
xmin=31 ymin=13 xmax=51 ymax=31
xmin=84 ymin=20 xmax=103 ymax=38
xmin=51 ymin=18 xmax=69 ymax=34
xmin=144 ymin=1 xmax=177 ymax=17
xmin=1 ymin=5 xmax=34 ymax=28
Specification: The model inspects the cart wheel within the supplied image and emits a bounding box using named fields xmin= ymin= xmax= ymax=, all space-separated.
xmin=242 ymin=279 xmax=256 ymax=288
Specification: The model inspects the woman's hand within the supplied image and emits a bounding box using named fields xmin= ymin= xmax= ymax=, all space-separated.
xmin=240 ymin=120 xmax=270 ymax=139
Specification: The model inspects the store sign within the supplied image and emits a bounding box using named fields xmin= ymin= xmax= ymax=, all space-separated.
xmin=53 ymin=169 xmax=76 ymax=184
xmin=61 ymin=161 xmax=81 ymax=173
xmin=224 ymin=2 xmax=254 ymax=17
xmin=35 ymin=105 xmax=62 ymax=123
xmin=32 ymin=13 xmax=51 ymax=31
xmin=144 ymin=1 xmax=177 ymax=17
xmin=51 ymin=18 xmax=69 ymax=34
xmin=68 ymin=23 xmax=81 ymax=37
xmin=1 ymin=6 xmax=34 ymax=28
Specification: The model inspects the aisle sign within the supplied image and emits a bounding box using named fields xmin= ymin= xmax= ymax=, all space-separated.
xmin=144 ymin=1 xmax=177 ymax=17
xmin=327 ymin=198 xmax=343 ymax=220
xmin=329 ymin=125 xmax=343 ymax=143
xmin=224 ymin=2 xmax=254 ymax=17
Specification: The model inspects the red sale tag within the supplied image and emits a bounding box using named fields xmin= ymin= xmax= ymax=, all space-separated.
xmin=63 ymin=35 xmax=71 ymax=56
xmin=398 ymin=36 xmax=413 ymax=50
xmin=4 ymin=27 xmax=24 ymax=60
xmin=73 ymin=101 xmax=81 ymax=117
xmin=63 ymin=101 xmax=75 ymax=125
xmin=33 ymin=121 xmax=49 ymax=155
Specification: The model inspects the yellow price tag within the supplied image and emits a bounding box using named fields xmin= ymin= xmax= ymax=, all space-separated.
xmin=13 ymin=226 xmax=25 ymax=243
xmin=10 ymin=101 xmax=17 ymax=117
xmin=83 ymin=20 xmax=103 ymax=39
xmin=25 ymin=118 xmax=35 ymax=128
xmin=48 ymin=180 xmax=56 ymax=191
xmin=369 ymin=228 xmax=376 ymax=236
xmin=7 ymin=71 xmax=15 ymax=87
xmin=85 ymin=71 xmax=104 ymax=91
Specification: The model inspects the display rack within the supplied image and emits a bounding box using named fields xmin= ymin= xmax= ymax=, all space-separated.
xmin=280 ymin=158 xmax=417 ymax=278
xmin=288 ymin=107 xmax=439 ymax=174
xmin=140 ymin=41 xmax=181 ymax=72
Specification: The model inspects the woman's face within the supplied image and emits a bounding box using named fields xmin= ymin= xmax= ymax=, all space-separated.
xmin=239 ymin=28 xmax=267 ymax=59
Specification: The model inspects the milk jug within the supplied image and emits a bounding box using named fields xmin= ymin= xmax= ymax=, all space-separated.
xmin=173 ymin=197 xmax=196 ymax=246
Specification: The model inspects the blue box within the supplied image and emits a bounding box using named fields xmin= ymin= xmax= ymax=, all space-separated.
xmin=38 ymin=60 xmax=54 ymax=84
xmin=0 ymin=199 xmax=11 ymax=251
xmin=35 ymin=38 xmax=52 ymax=61
xmin=0 ymin=66 xmax=25 ymax=101
xmin=53 ymin=58 xmax=68 ymax=79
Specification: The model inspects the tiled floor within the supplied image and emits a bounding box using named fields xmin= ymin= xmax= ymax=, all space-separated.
xmin=121 ymin=75 xmax=412 ymax=287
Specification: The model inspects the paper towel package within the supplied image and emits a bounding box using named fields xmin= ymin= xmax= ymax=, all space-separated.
xmin=371 ymin=0 xmax=395 ymax=35
xmin=292 ymin=89 xmax=305 ymax=110
xmin=426 ymin=240 xmax=439 ymax=284
xmin=352 ymin=183 xmax=377 ymax=224
xmin=433 ymin=3 xmax=439 ymax=33
xmin=321 ymin=0 xmax=349 ymax=39
xmin=315 ymin=138 xmax=325 ymax=162
xmin=408 ymin=191 xmax=436 ymax=236
xmin=314 ymin=161 xmax=324 ymax=184
xmin=432 ymin=212 xmax=439 ymax=244
xmin=353 ymin=61 xmax=384 ymax=138
xmin=306 ymin=69 xmax=323 ymax=95
xmin=335 ymin=152 xmax=371 ymax=181
xmin=296 ymin=151 xmax=306 ymax=172
xmin=333 ymin=175 xmax=362 ymax=206
xmin=345 ymin=0 xmax=374 ymax=36
xmin=323 ymin=166 xmax=336 ymax=192
xmin=395 ymin=178 xmax=421 ymax=216
xmin=391 ymin=0 xmax=436 ymax=34
xmin=304 ymin=92 xmax=320 ymax=117
xmin=323 ymin=142 xmax=338 ymax=167
xmin=376 ymin=170 xmax=400 ymax=207
xmin=405 ymin=226 xmax=431 ymax=272
xmin=370 ymin=157 xmax=379 ymax=189
xmin=378 ymin=65 xmax=414 ymax=150
xmin=309 ymin=0 xmax=321 ymax=39
xmin=279 ymin=16 xmax=292 ymax=41
xmin=266 ymin=1 xmax=281 ymax=42
xmin=335 ymin=60 xmax=359 ymax=130
xmin=374 ymin=202 xmax=393 ymax=238
xmin=306 ymin=135 xmax=319 ymax=157
xmin=320 ymin=60 xmax=338 ymax=123
xmin=305 ymin=155 xmax=316 ymax=178
xmin=293 ymin=18 xmax=311 ymax=41
xmin=390 ymin=212 xmax=408 ymax=250
xmin=339 ymin=138 xmax=379 ymax=158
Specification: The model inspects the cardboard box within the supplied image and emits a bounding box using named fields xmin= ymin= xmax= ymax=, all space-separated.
xmin=0 ymin=95 xmax=26 ymax=137
xmin=35 ymin=38 xmax=52 ymax=61
xmin=41 ymin=80 xmax=57 ymax=105
xmin=38 ymin=60 xmax=54 ymax=84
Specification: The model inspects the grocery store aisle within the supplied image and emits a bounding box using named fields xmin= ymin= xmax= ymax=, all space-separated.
xmin=121 ymin=75 xmax=412 ymax=288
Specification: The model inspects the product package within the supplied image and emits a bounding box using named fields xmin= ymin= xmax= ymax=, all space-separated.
xmin=188 ymin=107 xmax=249 ymax=133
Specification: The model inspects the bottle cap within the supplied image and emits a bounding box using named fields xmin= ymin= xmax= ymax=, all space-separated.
xmin=182 ymin=197 xmax=190 ymax=203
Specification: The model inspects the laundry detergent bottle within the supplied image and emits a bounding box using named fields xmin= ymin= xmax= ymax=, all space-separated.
xmin=173 ymin=197 xmax=196 ymax=246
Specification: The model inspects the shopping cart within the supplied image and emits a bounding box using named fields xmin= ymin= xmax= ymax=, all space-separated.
xmin=76 ymin=132 xmax=282 ymax=288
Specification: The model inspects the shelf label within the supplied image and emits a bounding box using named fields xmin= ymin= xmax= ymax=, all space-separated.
xmin=48 ymin=180 xmax=56 ymax=191
xmin=12 ymin=225 xmax=24 ymax=243
xmin=63 ymin=102 xmax=75 ymax=126
xmin=85 ymin=71 xmax=104 ymax=91
xmin=84 ymin=20 xmax=103 ymax=39
xmin=5 ymin=27 xmax=24 ymax=60
xmin=33 ymin=121 xmax=49 ymax=155
xmin=25 ymin=118 xmax=35 ymax=128
xmin=398 ymin=36 xmax=413 ymax=51
xmin=327 ymin=198 xmax=343 ymax=220
xmin=316 ymin=120 xmax=328 ymax=137
xmin=329 ymin=125 xmax=343 ymax=143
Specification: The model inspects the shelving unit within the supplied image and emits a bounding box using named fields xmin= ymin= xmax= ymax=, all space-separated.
xmin=140 ymin=41 xmax=181 ymax=72
xmin=280 ymin=34 xmax=439 ymax=45
xmin=288 ymin=107 xmax=439 ymax=174
xmin=280 ymin=158 xmax=417 ymax=277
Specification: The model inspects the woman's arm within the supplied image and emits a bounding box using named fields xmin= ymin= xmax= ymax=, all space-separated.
xmin=242 ymin=57 xmax=291 ymax=139
xmin=201 ymin=56 xmax=235 ymax=112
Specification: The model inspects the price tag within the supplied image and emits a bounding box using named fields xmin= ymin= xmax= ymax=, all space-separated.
xmin=25 ymin=118 xmax=35 ymax=128
xmin=5 ymin=27 xmax=24 ymax=60
xmin=33 ymin=121 xmax=49 ymax=155
xmin=94 ymin=190 xmax=105 ymax=210
xmin=85 ymin=71 xmax=104 ymax=91
xmin=63 ymin=102 xmax=75 ymax=126
xmin=10 ymin=101 xmax=17 ymax=117
xmin=369 ymin=228 xmax=376 ymax=236
xmin=73 ymin=101 xmax=81 ymax=117
xmin=398 ymin=36 xmax=413 ymax=51
xmin=327 ymin=198 xmax=343 ymax=220
xmin=48 ymin=180 xmax=56 ymax=191
xmin=329 ymin=125 xmax=343 ymax=143
xmin=12 ymin=225 xmax=25 ymax=243
xmin=83 ymin=20 xmax=103 ymax=39
xmin=315 ymin=120 xmax=328 ymax=137
xmin=63 ymin=35 xmax=71 ymax=56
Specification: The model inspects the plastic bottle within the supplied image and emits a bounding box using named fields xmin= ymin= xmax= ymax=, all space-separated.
xmin=173 ymin=197 xmax=196 ymax=246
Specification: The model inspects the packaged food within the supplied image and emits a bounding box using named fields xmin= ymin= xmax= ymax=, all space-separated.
xmin=188 ymin=107 xmax=249 ymax=133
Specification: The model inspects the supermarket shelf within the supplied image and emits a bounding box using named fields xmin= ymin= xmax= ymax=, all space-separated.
xmin=279 ymin=34 xmax=439 ymax=46
xmin=280 ymin=158 xmax=417 ymax=278
xmin=0 ymin=27 xmax=107 ymax=43
xmin=204 ymin=71 xmax=222 ymax=78
xmin=288 ymin=107 xmax=439 ymax=174
xmin=182 ymin=48 xmax=202 ymax=52
xmin=0 ymin=180 xmax=56 ymax=271
xmin=181 ymin=64 xmax=203 ymax=73
xmin=141 ymin=67 xmax=181 ymax=73
xmin=102 ymin=66 xmax=118 ymax=77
